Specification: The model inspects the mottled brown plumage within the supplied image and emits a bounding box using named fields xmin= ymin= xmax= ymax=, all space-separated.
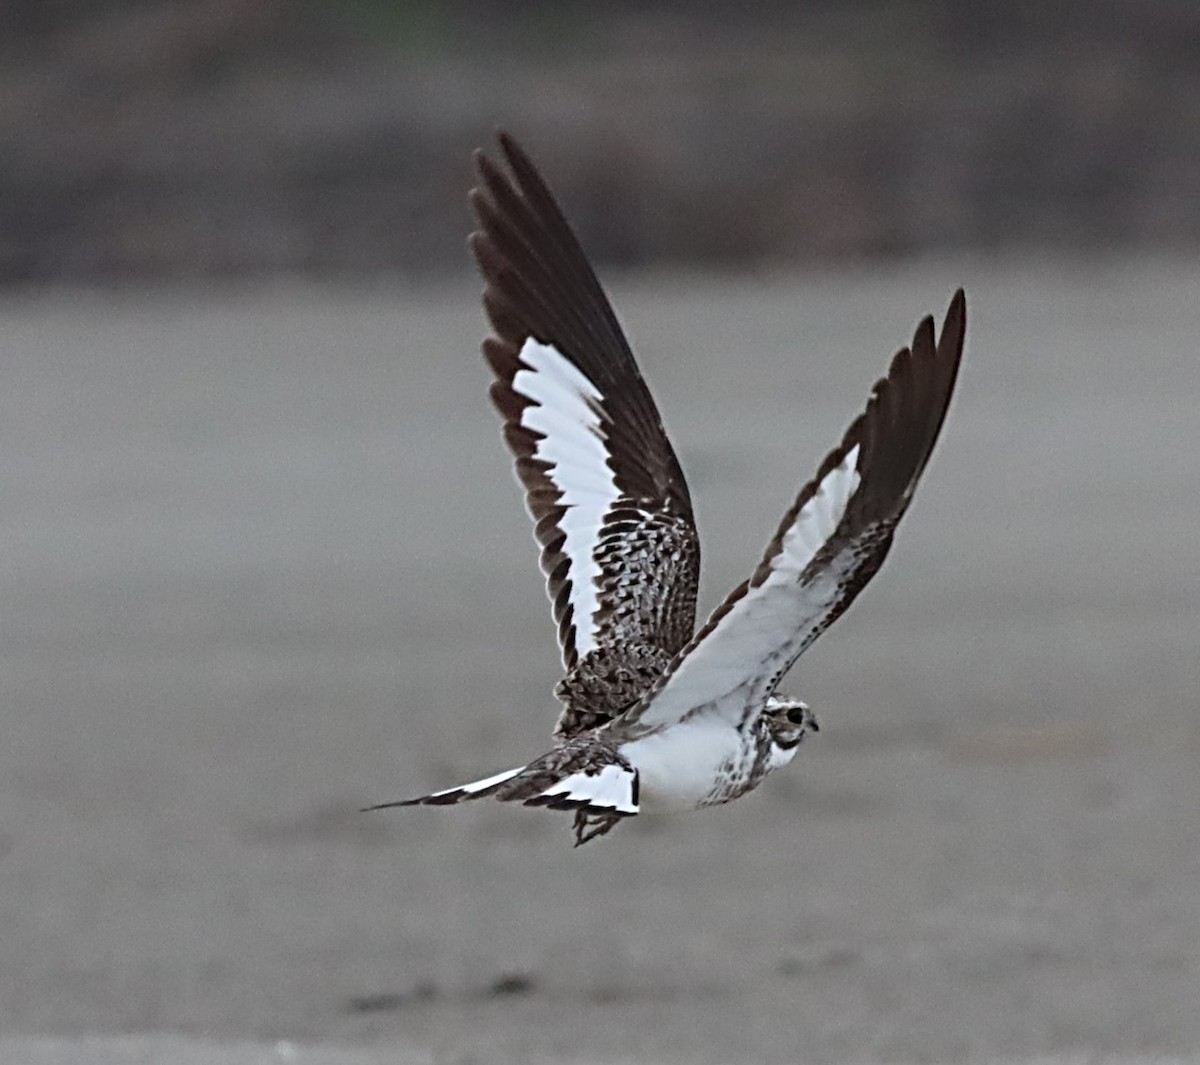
xmin=365 ymin=133 xmax=966 ymax=846
xmin=471 ymin=132 xmax=700 ymax=738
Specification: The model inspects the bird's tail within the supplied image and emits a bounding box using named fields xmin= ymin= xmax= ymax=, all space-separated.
xmin=362 ymin=765 xmax=527 ymax=810
xmin=362 ymin=750 xmax=640 ymax=840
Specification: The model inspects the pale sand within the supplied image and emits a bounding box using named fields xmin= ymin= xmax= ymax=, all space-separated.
xmin=0 ymin=262 xmax=1197 ymax=1063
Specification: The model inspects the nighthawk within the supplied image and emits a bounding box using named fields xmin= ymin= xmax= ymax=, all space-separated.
xmin=367 ymin=133 xmax=966 ymax=845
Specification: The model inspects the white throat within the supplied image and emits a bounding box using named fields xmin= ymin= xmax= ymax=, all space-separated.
xmin=765 ymin=738 xmax=802 ymax=774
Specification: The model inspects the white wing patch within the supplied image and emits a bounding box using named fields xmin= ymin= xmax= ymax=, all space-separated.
xmin=772 ymin=444 xmax=860 ymax=580
xmin=534 ymin=763 xmax=639 ymax=814
xmin=512 ymin=338 xmax=619 ymax=659
xmin=633 ymin=445 xmax=862 ymax=730
xmin=427 ymin=765 xmax=525 ymax=800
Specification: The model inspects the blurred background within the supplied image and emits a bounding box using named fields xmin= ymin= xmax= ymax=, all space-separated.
xmin=1 ymin=4 xmax=1199 ymax=1065
xmin=4 ymin=0 xmax=1200 ymax=284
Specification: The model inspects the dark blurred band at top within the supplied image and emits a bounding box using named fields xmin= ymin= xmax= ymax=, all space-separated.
xmin=2 ymin=0 xmax=1197 ymax=285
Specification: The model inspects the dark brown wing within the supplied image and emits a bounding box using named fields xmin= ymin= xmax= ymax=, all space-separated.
xmin=624 ymin=290 xmax=966 ymax=731
xmin=470 ymin=132 xmax=700 ymax=731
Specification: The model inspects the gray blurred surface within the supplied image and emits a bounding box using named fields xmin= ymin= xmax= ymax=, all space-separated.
xmin=0 ymin=1035 xmax=432 ymax=1065
xmin=0 ymin=263 xmax=1198 ymax=1064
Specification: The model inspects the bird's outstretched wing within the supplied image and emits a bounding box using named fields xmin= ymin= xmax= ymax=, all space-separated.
xmin=471 ymin=133 xmax=700 ymax=734
xmin=623 ymin=290 xmax=966 ymax=732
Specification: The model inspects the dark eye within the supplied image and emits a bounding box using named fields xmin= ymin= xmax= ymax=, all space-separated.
xmin=787 ymin=707 xmax=807 ymax=725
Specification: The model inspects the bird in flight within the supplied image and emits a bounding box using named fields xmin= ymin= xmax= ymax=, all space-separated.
xmin=367 ymin=133 xmax=966 ymax=845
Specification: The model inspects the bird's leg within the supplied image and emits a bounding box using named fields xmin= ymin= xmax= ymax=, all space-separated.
xmin=572 ymin=809 xmax=622 ymax=846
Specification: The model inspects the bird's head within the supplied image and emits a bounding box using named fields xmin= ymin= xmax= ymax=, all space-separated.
xmin=762 ymin=697 xmax=819 ymax=769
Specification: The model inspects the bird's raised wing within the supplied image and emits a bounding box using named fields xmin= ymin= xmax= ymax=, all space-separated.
xmin=623 ymin=290 xmax=966 ymax=733
xmin=471 ymin=133 xmax=700 ymax=730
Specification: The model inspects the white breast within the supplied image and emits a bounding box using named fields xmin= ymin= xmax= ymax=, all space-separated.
xmin=618 ymin=717 xmax=755 ymax=811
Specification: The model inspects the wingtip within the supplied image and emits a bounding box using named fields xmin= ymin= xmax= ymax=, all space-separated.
xmin=473 ymin=147 xmax=506 ymax=195
xmin=945 ymin=288 xmax=967 ymax=336
xmin=914 ymin=313 xmax=936 ymax=347
xmin=474 ymin=127 xmax=511 ymax=156
xmin=939 ymin=287 xmax=968 ymax=359
xmin=496 ymin=128 xmax=522 ymax=161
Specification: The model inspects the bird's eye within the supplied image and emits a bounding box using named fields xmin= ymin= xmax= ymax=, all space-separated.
xmin=786 ymin=707 xmax=808 ymax=725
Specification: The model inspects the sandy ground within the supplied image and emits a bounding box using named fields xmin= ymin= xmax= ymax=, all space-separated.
xmin=0 ymin=263 xmax=1198 ymax=1064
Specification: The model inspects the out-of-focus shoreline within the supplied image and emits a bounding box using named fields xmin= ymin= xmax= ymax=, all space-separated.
xmin=3 ymin=1 xmax=1200 ymax=286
